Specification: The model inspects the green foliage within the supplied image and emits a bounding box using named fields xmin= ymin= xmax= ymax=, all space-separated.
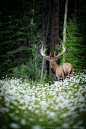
xmin=63 ymin=19 xmax=86 ymax=71
xmin=42 ymin=70 xmax=54 ymax=85
xmin=0 ymin=0 xmax=42 ymax=79
xmin=12 ymin=60 xmax=40 ymax=81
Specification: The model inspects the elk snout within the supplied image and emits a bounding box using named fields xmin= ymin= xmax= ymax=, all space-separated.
xmin=50 ymin=60 xmax=54 ymax=66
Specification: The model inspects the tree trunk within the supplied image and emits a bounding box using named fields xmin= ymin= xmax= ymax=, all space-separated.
xmin=41 ymin=0 xmax=50 ymax=81
xmin=63 ymin=0 xmax=68 ymax=62
xmin=74 ymin=0 xmax=77 ymax=22
xmin=41 ymin=56 xmax=46 ymax=82
xmin=49 ymin=0 xmax=59 ymax=76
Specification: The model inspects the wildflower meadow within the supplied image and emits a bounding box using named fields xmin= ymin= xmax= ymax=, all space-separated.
xmin=0 ymin=71 xmax=86 ymax=129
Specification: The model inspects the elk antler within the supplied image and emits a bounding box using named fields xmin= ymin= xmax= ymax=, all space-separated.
xmin=54 ymin=43 xmax=66 ymax=58
xmin=40 ymin=44 xmax=50 ymax=60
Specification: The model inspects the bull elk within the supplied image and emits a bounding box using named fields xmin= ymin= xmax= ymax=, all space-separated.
xmin=40 ymin=43 xmax=73 ymax=81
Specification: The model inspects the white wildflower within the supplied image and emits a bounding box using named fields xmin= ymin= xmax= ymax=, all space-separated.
xmin=32 ymin=125 xmax=42 ymax=129
xmin=21 ymin=118 xmax=26 ymax=125
xmin=9 ymin=123 xmax=20 ymax=129
xmin=48 ymin=112 xmax=56 ymax=118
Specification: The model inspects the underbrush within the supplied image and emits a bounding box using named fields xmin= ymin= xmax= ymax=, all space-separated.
xmin=0 ymin=71 xmax=86 ymax=129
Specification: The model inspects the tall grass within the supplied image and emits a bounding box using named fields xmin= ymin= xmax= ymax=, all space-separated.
xmin=0 ymin=71 xmax=86 ymax=129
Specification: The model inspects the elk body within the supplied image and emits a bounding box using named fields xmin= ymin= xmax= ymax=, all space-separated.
xmin=40 ymin=44 xmax=73 ymax=81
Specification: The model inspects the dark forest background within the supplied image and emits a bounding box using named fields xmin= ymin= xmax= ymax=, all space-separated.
xmin=0 ymin=0 xmax=86 ymax=81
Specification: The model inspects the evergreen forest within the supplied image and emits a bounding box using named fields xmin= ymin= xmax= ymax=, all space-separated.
xmin=0 ymin=0 xmax=86 ymax=81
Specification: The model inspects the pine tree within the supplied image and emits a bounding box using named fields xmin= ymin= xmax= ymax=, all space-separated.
xmin=0 ymin=0 xmax=41 ymax=78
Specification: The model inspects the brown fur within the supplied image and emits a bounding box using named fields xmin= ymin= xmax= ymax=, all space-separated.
xmin=63 ymin=63 xmax=73 ymax=75
xmin=61 ymin=63 xmax=73 ymax=80
xmin=49 ymin=59 xmax=73 ymax=80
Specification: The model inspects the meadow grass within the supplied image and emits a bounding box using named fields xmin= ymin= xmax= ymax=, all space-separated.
xmin=0 ymin=71 xmax=86 ymax=129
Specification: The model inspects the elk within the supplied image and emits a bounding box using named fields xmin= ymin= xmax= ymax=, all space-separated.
xmin=40 ymin=44 xmax=73 ymax=81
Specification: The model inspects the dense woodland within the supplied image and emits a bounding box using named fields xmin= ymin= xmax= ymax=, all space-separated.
xmin=0 ymin=0 xmax=86 ymax=81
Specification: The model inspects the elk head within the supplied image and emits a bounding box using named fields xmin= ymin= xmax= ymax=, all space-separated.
xmin=40 ymin=43 xmax=66 ymax=63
